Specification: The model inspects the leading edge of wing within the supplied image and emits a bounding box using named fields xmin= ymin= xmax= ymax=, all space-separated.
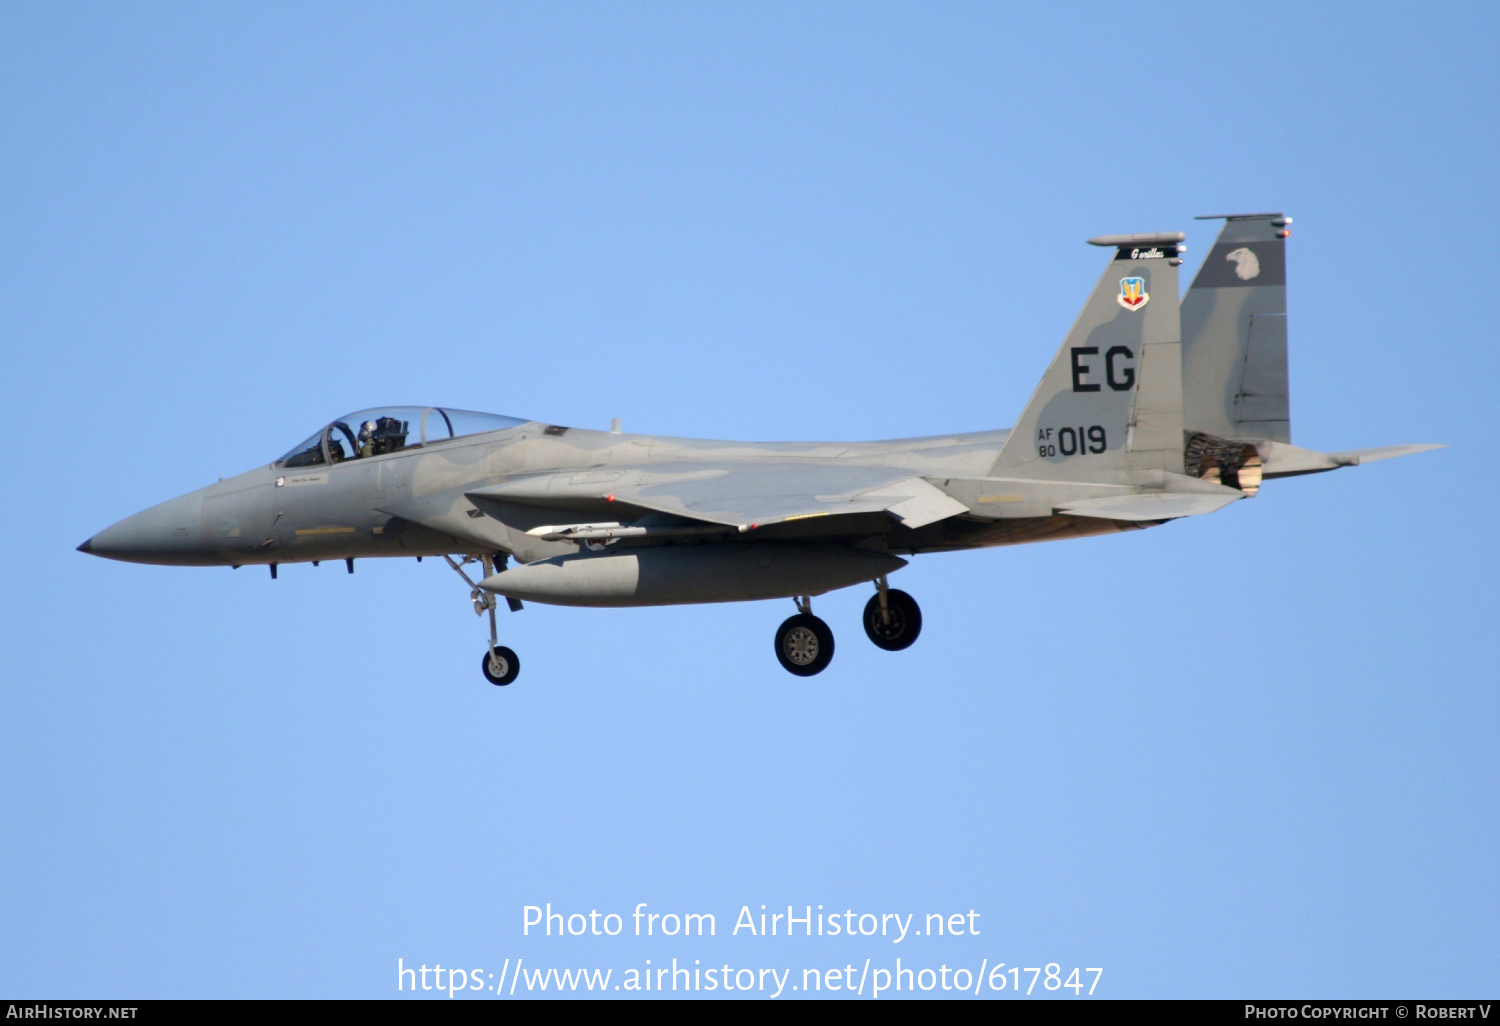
xmin=465 ymin=461 xmax=969 ymax=531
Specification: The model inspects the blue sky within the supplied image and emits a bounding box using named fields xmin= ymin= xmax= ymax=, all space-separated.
xmin=1 ymin=2 xmax=1495 ymax=999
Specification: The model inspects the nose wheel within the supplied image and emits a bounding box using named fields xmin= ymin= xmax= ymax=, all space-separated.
xmin=863 ymin=581 xmax=921 ymax=651
xmin=445 ymin=553 xmax=523 ymax=687
xmin=481 ymin=645 xmax=521 ymax=686
xmin=775 ymin=596 xmax=835 ymax=676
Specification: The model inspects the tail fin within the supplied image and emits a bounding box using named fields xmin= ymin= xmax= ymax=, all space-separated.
xmin=991 ymin=232 xmax=1185 ymax=480
xmin=1181 ymin=213 xmax=1292 ymax=444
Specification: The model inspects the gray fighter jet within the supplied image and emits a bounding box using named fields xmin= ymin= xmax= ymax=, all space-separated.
xmin=79 ymin=213 xmax=1440 ymax=684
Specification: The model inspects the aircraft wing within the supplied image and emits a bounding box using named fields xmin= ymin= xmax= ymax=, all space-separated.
xmin=466 ymin=461 xmax=970 ymax=531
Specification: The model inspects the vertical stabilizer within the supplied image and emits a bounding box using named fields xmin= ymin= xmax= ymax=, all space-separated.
xmin=991 ymin=233 xmax=1184 ymax=480
xmin=1181 ymin=213 xmax=1292 ymax=443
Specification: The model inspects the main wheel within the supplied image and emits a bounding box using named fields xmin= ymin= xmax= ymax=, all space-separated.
xmin=863 ymin=589 xmax=922 ymax=651
xmin=481 ymin=645 xmax=520 ymax=686
xmin=775 ymin=613 xmax=835 ymax=676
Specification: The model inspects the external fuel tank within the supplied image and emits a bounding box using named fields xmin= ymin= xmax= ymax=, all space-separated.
xmin=477 ymin=543 xmax=906 ymax=608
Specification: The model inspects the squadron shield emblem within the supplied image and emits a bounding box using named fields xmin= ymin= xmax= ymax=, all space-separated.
xmin=1117 ymin=276 xmax=1149 ymax=311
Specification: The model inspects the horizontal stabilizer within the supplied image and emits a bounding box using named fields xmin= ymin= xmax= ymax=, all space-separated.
xmin=1329 ymin=443 xmax=1447 ymax=465
xmin=1259 ymin=441 xmax=1445 ymax=478
xmin=1056 ymin=490 xmax=1242 ymax=521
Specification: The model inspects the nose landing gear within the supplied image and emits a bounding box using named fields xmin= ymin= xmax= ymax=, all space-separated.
xmin=481 ymin=645 xmax=521 ymax=686
xmin=445 ymin=553 xmax=522 ymax=686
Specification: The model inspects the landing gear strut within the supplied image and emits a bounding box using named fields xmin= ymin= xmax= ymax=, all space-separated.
xmin=445 ymin=553 xmax=521 ymax=686
xmin=775 ymin=595 xmax=835 ymax=676
xmin=863 ymin=577 xmax=921 ymax=651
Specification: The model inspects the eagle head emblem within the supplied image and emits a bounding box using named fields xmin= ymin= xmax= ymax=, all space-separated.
xmin=1225 ymin=247 xmax=1261 ymax=281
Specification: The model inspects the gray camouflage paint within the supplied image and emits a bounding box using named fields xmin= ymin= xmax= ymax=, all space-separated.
xmin=1181 ymin=214 xmax=1292 ymax=442
xmin=80 ymin=217 xmax=1439 ymax=607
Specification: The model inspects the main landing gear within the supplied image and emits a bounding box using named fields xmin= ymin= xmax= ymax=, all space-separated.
xmin=773 ymin=578 xmax=922 ymax=676
xmin=775 ymin=596 xmax=836 ymax=677
xmin=445 ymin=554 xmax=521 ymax=686
xmin=862 ymin=576 xmax=922 ymax=651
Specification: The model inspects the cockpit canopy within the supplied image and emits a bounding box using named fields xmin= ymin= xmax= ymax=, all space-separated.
xmin=276 ymin=407 xmax=527 ymax=468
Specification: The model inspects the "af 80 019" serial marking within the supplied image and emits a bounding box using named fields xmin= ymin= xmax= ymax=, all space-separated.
xmin=1036 ymin=425 xmax=1106 ymax=458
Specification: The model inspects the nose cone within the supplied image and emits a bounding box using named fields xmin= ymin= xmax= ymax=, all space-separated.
xmin=80 ymin=487 xmax=215 ymax=566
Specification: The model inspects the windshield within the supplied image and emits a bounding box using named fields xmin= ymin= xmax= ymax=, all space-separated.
xmin=275 ymin=407 xmax=527 ymax=466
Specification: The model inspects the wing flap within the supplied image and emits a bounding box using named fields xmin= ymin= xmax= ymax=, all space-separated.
xmin=856 ymin=479 xmax=971 ymax=528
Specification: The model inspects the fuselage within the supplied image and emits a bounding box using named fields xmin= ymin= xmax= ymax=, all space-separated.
xmin=79 ymin=415 xmax=1135 ymax=571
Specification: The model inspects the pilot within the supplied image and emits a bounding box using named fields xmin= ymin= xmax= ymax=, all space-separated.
xmin=358 ymin=420 xmax=379 ymax=458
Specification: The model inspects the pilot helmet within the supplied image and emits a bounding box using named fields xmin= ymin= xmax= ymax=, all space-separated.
xmin=360 ymin=420 xmax=378 ymax=439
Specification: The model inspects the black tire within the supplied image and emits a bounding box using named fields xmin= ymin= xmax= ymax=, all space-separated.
xmin=863 ymin=589 xmax=922 ymax=651
xmin=774 ymin=613 xmax=835 ymax=676
xmin=481 ymin=645 xmax=520 ymax=686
